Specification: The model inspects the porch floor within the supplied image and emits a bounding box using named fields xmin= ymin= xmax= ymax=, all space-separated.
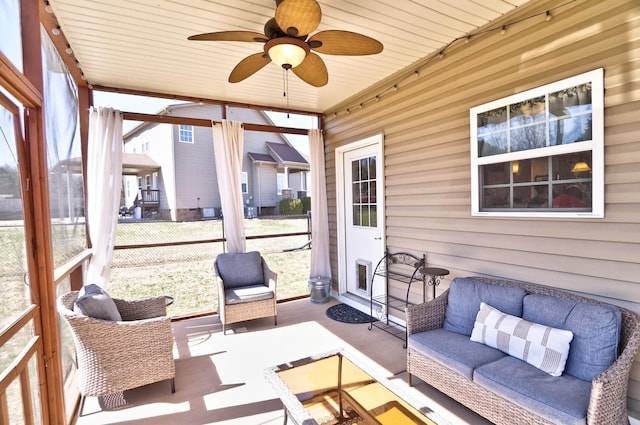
xmin=73 ymin=297 xmax=491 ymax=425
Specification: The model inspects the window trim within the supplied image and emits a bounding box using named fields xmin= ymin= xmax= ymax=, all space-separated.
xmin=178 ymin=124 xmax=194 ymax=143
xmin=241 ymin=171 xmax=248 ymax=194
xmin=470 ymin=68 xmax=604 ymax=218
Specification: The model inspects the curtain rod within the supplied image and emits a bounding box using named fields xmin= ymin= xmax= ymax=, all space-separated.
xmin=121 ymin=111 xmax=310 ymax=136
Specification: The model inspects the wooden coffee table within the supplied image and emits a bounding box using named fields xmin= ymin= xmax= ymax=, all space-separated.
xmin=265 ymin=349 xmax=447 ymax=425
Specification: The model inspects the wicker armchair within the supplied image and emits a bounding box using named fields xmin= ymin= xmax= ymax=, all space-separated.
xmin=57 ymin=291 xmax=175 ymax=415
xmin=214 ymin=251 xmax=277 ymax=334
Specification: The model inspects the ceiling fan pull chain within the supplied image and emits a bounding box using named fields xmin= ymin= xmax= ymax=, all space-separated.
xmin=282 ymin=67 xmax=287 ymax=98
xmin=283 ymin=68 xmax=291 ymax=118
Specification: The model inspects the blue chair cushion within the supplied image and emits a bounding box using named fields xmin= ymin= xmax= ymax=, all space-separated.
xmin=522 ymin=294 xmax=621 ymax=382
xmin=73 ymin=284 xmax=122 ymax=321
xmin=443 ymin=277 xmax=527 ymax=336
xmin=216 ymin=251 xmax=265 ymax=289
xmin=408 ymin=328 xmax=506 ymax=380
xmin=474 ymin=355 xmax=591 ymax=425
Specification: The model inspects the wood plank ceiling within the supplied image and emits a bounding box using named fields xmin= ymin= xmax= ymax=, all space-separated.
xmin=46 ymin=0 xmax=531 ymax=113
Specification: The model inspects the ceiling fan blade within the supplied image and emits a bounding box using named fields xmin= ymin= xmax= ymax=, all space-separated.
xmin=275 ymin=0 xmax=322 ymax=37
xmin=308 ymin=30 xmax=383 ymax=55
xmin=292 ymin=52 xmax=328 ymax=87
xmin=188 ymin=31 xmax=268 ymax=43
xmin=229 ymin=53 xmax=272 ymax=83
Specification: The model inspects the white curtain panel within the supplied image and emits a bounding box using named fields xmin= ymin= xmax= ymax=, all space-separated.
xmin=212 ymin=120 xmax=246 ymax=253
xmin=86 ymin=107 xmax=123 ymax=288
xmin=309 ymin=129 xmax=331 ymax=278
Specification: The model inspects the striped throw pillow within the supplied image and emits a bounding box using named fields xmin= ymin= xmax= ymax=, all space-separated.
xmin=470 ymin=302 xmax=574 ymax=376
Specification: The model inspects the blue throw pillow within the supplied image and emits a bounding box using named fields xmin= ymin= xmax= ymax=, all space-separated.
xmin=523 ymin=294 xmax=621 ymax=382
xmin=73 ymin=284 xmax=122 ymax=321
xmin=443 ymin=277 xmax=527 ymax=336
xmin=216 ymin=251 xmax=264 ymax=289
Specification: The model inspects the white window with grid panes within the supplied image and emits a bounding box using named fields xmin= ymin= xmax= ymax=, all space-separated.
xmin=470 ymin=68 xmax=604 ymax=218
xmin=179 ymin=124 xmax=193 ymax=143
xmin=241 ymin=172 xmax=248 ymax=194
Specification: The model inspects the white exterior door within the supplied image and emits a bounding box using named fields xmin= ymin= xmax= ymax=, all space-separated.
xmin=336 ymin=134 xmax=385 ymax=302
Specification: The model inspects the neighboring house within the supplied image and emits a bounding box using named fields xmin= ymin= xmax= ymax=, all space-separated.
xmin=122 ymin=103 xmax=309 ymax=220
xmin=248 ymin=141 xmax=309 ymax=215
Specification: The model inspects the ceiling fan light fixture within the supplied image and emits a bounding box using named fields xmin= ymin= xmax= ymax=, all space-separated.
xmin=188 ymin=0 xmax=380 ymax=86
xmin=265 ymin=37 xmax=309 ymax=69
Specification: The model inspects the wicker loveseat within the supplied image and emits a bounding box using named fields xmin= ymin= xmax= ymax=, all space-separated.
xmin=406 ymin=276 xmax=640 ymax=425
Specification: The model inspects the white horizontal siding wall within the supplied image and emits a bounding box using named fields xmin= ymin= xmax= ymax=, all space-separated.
xmin=323 ymin=0 xmax=640 ymax=414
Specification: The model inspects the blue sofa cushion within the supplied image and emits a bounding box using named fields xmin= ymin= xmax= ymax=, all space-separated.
xmin=408 ymin=328 xmax=506 ymax=380
xmin=225 ymin=285 xmax=274 ymax=305
xmin=73 ymin=284 xmax=122 ymax=321
xmin=216 ymin=251 xmax=264 ymax=289
xmin=443 ymin=277 xmax=527 ymax=336
xmin=474 ymin=355 xmax=591 ymax=425
xmin=523 ymin=294 xmax=621 ymax=382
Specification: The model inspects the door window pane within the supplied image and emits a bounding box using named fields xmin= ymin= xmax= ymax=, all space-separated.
xmin=359 ymin=158 xmax=369 ymax=180
xmin=353 ymin=205 xmax=361 ymax=226
xmin=350 ymin=156 xmax=377 ymax=227
xmin=369 ymin=157 xmax=376 ymax=179
xmin=369 ymin=206 xmax=377 ymax=227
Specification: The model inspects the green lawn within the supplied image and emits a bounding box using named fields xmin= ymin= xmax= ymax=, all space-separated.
xmin=107 ymin=217 xmax=312 ymax=317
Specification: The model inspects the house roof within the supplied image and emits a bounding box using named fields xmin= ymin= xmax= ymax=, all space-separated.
xmin=121 ymin=153 xmax=161 ymax=175
xmin=266 ymin=142 xmax=308 ymax=165
xmin=248 ymin=152 xmax=277 ymax=164
xmin=54 ymin=152 xmax=159 ymax=175
xmin=249 ymin=143 xmax=309 ymax=170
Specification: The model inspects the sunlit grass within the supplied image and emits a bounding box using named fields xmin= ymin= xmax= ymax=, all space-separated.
xmin=107 ymin=217 xmax=312 ymax=317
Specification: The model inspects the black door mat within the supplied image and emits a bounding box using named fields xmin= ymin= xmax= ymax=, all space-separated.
xmin=326 ymin=304 xmax=374 ymax=324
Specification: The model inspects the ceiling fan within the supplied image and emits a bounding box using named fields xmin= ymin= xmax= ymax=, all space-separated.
xmin=188 ymin=0 xmax=383 ymax=87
